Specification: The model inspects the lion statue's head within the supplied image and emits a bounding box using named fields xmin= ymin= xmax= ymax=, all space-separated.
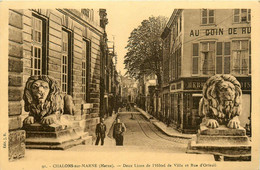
xmin=23 ymin=75 xmax=63 ymax=125
xmin=199 ymin=75 xmax=242 ymax=129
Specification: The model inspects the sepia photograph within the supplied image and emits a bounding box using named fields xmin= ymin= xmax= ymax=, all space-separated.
xmin=0 ymin=1 xmax=259 ymax=170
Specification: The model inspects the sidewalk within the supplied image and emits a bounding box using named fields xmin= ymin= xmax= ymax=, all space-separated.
xmin=135 ymin=107 xmax=195 ymax=139
xmin=102 ymin=113 xmax=118 ymax=146
xmin=104 ymin=113 xmax=118 ymax=136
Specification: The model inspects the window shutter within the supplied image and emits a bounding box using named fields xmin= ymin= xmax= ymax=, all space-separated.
xmin=224 ymin=57 xmax=230 ymax=74
xmin=217 ymin=42 xmax=222 ymax=55
xmin=193 ymin=57 xmax=198 ymax=74
xmin=193 ymin=43 xmax=199 ymax=56
xmin=224 ymin=42 xmax=230 ymax=55
xmin=216 ymin=56 xmax=222 ymax=74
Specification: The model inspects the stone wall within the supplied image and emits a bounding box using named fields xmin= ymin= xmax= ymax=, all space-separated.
xmin=8 ymin=9 xmax=26 ymax=160
xmin=8 ymin=9 xmax=104 ymax=159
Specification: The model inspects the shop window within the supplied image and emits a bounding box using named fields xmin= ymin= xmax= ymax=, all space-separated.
xmin=31 ymin=14 xmax=47 ymax=75
xmin=201 ymin=9 xmax=215 ymax=25
xmin=232 ymin=40 xmax=250 ymax=75
xmin=191 ymin=96 xmax=202 ymax=128
xmin=82 ymin=39 xmax=91 ymax=102
xmin=216 ymin=42 xmax=231 ymax=74
xmin=177 ymin=93 xmax=182 ymax=126
xmin=173 ymin=93 xmax=178 ymax=124
xmin=192 ymin=43 xmax=199 ymax=74
xmin=61 ymin=29 xmax=72 ymax=95
xmin=201 ymin=42 xmax=215 ymax=75
xmin=233 ymin=9 xmax=251 ymax=23
xmin=170 ymin=94 xmax=174 ymax=122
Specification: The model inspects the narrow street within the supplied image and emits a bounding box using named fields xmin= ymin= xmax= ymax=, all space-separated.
xmin=68 ymin=109 xmax=188 ymax=153
xmin=114 ymin=111 xmax=188 ymax=153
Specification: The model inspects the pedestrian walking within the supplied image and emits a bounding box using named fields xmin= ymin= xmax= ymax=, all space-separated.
xmin=113 ymin=118 xmax=126 ymax=146
xmin=95 ymin=118 xmax=106 ymax=145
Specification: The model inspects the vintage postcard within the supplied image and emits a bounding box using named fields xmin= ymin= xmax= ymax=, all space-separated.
xmin=0 ymin=1 xmax=259 ymax=170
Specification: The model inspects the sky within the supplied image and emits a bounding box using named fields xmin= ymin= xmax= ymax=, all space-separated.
xmin=105 ymin=5 xmax=173 ymax=75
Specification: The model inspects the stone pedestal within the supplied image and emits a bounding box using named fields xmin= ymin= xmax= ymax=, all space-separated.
xmin=23 ymin=120 xmax=92 ymax=150
xmin=187 ymin=125 xmax=251 ymax=161
xmin=9 ymin=130 xmax=26 ymax=161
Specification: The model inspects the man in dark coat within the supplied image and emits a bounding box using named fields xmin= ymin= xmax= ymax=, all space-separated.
xmin=95 ymin=118 xmax=106 ymax=145
xmin=113 ymin=118 xmax=126 ymax=146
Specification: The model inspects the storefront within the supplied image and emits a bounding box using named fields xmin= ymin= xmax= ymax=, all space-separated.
xmin=169 ymin=77 xmax=251 ymax=133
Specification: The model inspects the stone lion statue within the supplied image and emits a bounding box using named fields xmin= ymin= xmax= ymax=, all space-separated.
xmin=199 ymin=75 xmax=242 ymax=129
xmin=23 ymin=75 xmax=75 ymax=125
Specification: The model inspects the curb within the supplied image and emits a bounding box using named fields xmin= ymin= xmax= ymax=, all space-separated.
xmin=135 ymin=107 xmax=194 ymax=140
xmin=152 ymin=121 xmax=193 ymax=139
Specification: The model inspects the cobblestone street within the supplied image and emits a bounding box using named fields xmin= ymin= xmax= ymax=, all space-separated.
xmin=67 ymin=110 xmax=190 ymax=153
xmin=116 ymin=112 xmax=188 ymax=153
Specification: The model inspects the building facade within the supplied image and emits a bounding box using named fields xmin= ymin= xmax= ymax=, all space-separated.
xmin=161 ymin=9 xmax=251 ymax=133
xmin=8 ymin=9 xmax=109 ymax=159
xmin=137 ymin=73 xmax=161 ymax=117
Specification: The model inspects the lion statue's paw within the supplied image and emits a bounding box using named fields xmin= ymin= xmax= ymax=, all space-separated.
xmin=41 ymin=115 xmax=58 ymax=125
xmin=206 ymin=119 xmax=219 ymax=128
xmin=227 ymin=117 xmax=240 ymax=129
xmin=23 ymin=116 xmax=35 ymax=125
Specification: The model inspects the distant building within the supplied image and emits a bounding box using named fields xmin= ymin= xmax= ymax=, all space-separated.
xmin=137 ymin=73 xmax=160 ymax=115
xmin=161 ymin=9 xmax=251 ymax=133
xmin=120 ymin=75 xmax=138 ymax=104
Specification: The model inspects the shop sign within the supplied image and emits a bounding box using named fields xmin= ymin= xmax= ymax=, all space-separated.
xmin=184 ymin=81 xmax=205 ymax=90
xmin=184 ymin=78 xmax=251 ymax=91
xmin=237 ymin=79 xmax=251 ymax=91
xmin=190 ymin=27 xmax=251 ymax=37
